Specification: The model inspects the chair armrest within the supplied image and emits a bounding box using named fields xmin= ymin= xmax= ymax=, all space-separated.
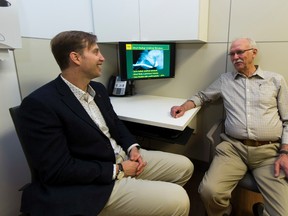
xmin=206 ymin=119 xmax=224 ymax=146
xmin=206 ymin=119 xmax=224 ymax=161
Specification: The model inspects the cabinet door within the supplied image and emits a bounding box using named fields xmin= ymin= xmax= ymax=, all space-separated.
xmin=92 ymin=0 xmax=140 ymax=42
xmin=139 ymin=0 xmax=208 ymax=42
xmin=0 ymin=0 xmax=21 ymax=48
xmin=19 ymin=0 xmax=93 ymax=39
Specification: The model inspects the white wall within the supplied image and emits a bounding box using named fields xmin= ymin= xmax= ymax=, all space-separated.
xmin=0 ymin=1 xmax=29 ymax=215
xmin=0 ymin=50 xmax=29 ymax=216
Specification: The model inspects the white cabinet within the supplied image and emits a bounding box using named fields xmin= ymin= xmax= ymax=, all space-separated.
xmin=92 ymin=0 xmax=140 ymax=42
xmin=0 ymin=0 xmax=21 ymax=49
xmin=92 ymin=0 xmax=209 ymax=43
xmin=18 ymin=0 xmax=94 ymax=39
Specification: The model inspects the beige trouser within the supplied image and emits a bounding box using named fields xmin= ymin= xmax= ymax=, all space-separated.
xmin=199 ymin=137 xmax=288 ymax=216
xmin=98 ymin=149 xmax=194 ymax=216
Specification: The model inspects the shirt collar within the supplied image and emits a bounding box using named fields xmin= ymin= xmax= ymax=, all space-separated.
xmin=233 ymin=65 xmax=265 ymax=79
xmin=60 ymin=75 xmax=96 ymax=101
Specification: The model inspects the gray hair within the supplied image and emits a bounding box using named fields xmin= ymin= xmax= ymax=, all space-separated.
xmin=230 ymin=37 xmax=257 ymax=49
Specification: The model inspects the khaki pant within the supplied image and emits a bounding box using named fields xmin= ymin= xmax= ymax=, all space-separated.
xmin=98 ymin=149 xmax=194 ymax=216
xmin=199 ymin=137 xmax=288 ymax=216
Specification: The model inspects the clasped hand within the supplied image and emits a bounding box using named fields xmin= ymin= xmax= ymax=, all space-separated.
xmin=122 ymin=147 xmax=147 ymax=177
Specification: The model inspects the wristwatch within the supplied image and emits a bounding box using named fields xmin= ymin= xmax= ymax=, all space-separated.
xmin=116 ymin=163 xmax=124 ymax=180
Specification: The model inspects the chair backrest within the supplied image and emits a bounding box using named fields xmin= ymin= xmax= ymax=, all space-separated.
xmin=9 ymin=106 xmax=35 ymax=182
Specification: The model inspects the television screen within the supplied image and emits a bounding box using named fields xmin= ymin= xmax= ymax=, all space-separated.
xmin=118 ymin=42 xmax=176 ymax=80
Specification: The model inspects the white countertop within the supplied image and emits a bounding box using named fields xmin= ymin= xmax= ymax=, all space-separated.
xmin=110 ymin=94 xmax=201 ymax=131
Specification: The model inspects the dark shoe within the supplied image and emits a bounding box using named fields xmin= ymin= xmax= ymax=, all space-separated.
xmin=252 ymin=202 xmax=264 ymax=216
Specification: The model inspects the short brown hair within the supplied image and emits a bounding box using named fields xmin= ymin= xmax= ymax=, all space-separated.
xmin=50 ymin=31 xmax=97 ymax=70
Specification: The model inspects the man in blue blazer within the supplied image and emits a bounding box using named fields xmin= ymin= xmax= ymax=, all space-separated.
xmin=18 ymin=30 xmax=193 ymax=216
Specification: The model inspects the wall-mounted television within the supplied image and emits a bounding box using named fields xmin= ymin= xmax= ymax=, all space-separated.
xmin=118 ymin=41 xmax=176 ymax=81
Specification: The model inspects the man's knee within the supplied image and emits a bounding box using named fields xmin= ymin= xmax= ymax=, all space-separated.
xmin=175 ymin=156 xmax=194 ymax=186
xmin=184 ymin=157 xmax=194 ymax=176
xmin=198 ymin=180 xmax=223 ymax=203
xmin=168 ymin=185 xmax=190 ymax=216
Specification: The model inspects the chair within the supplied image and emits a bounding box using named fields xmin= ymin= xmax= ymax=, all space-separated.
xmin=9 ymin=106 xmax=32 ymax=216
xmin=206 ymin=119 xmax=263 ymax=215
xmin=9 ymin=105 xmax=35 ymax=183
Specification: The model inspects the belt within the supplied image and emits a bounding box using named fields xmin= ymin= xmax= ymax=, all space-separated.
xmin=238 ymin=139 xmax=273 ymax=147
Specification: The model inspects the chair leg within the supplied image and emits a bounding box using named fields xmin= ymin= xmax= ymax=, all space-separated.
xmin=252 ymin=202 xmax=264 ymax=216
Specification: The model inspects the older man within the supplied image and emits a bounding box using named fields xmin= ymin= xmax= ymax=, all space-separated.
xmin=171 ymin=38 xmax=288 ymax=216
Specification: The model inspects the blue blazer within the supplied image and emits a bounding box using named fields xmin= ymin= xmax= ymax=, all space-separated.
xmin=18 ymin=75 xmax=137 ymax=216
